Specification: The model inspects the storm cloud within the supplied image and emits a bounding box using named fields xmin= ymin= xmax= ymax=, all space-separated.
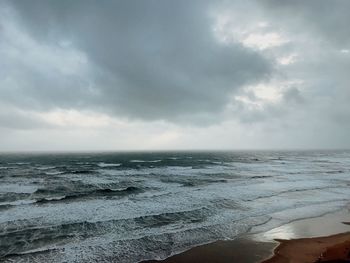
xmin=0 ymin=0 xmax=350 ymax=150
xmin=1 ymin=0 xmax=271 ymax=121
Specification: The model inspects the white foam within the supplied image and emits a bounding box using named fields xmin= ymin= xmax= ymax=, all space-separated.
xmin=36 ymin=166 xmax=57 ymax=170
xmin=130 ymin=160 xmax=162 ymax=163
xmin=97 ymin=162 xmax=122 ymax=167
xmin=45 ymin=171 xmax=64 ymax=175
xmin=2 ymin=151 xmax=350 ymax=262
xmin=0 ymin=184 xmax=37 ymax=194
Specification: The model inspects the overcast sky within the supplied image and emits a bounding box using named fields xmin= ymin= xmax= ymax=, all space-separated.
xmin=1 ymin=0 xmax=350 ymax=151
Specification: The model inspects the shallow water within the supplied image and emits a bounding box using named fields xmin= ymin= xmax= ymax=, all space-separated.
xmin=0 ymin=150 xmax=350 ymax=262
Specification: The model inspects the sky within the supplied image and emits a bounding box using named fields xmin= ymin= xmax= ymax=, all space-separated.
xmin=0 ymin=0 xmax=350 ymax=151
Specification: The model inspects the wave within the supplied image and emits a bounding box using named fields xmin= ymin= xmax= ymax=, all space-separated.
xmin=71 ymin=170 xmax=94 ymax=174
xmin=250 ymin=175 xmax=273 ymax=179
xmin=2 ymin=151 xmax=350 ymax=262
xmin=34 ymin=186 xmax=142 ymax=204
xmin=130 ymin=160 xmax=162 ymax=163
xmin=0 ymin=200 xmax=36 ymax=206
xmin=0 ymin=206 xmax=211 ymax=258
xmin=44 ymin=171 xmax=64 ymax=175
xmin=3 ymin=247 xmax=59 ymax=259
xmin=0 ymin=192 xmax=31 ymax=203
xmin=7 ymin=162 xmax=30 ymax=165
xmin=325 ymin=170 xmax=344 ymax=174
xmin=0 ymin=166 xmax=12 ymax=170
xmin=160 ymin=177 xmax=227 ymax=187
xmin=97 ymin=162 xmax=122 ymax=167
xmin=44 ymin=170 xmax=89 ymax=176
xmin=0 ymin=204 xmax=13 ymax=211
xmin=35 ymin=166 xmax=57 ymax=170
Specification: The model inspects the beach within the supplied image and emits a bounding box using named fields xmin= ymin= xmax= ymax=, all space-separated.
xmin=146 ymin=209 xmax=350 ymax=263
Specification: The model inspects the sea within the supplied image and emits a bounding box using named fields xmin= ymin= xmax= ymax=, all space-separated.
xmin=0 ymin=150 xmax=350 ymax=262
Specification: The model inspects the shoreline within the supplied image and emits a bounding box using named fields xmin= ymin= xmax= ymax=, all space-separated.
xmin=144 ymin=209 xmax=350 ymax=263
xmin=263 ymin=232 xmax=350 ymax=263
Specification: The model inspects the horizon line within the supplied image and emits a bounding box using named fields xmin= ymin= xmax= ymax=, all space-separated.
xmin=0 ymin=148 xmax=349 ymax=154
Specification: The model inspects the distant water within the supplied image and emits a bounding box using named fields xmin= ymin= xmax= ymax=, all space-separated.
xmin=1 ymin=151 xmax=350 ymax=262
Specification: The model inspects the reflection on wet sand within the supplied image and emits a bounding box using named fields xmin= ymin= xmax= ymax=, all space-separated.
xmin=147 ymin=209 xmax=350 ymax=263
xmin=256 ymin=209 xmax=350 ymax=241
xmin=261 ymin=210 xmax=350 ymax=262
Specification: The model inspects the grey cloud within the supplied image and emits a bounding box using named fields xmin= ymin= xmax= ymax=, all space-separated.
xmin=1 ymin=0 xmax=350 ymax=150
xmin=260 ymin=0 xmax=350 ymax=47
xmin=2 ymin=0 xmax=272 ymax=122
xmin=0 ymin=106 xmax=49 ymax=130
xmin=282 ymin=87 xmax=304 ymax=105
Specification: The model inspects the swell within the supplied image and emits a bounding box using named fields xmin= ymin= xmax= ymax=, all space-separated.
xmin=242 ymin=184 xmax=349 ymax=202
xmin=1 ymin=214 xmax=272 ymax=263
xmin=0 ymin=192 xmax=31 ymax=203
xmin=0 ymin=186 xmax=143 ymax=211
xmin=0 ymin=204 xmax=13 ymax=211
xmin=0 ymin=207 xmax=211 ymax=257
xmin=34 ymin=186 xmax=142 ymax=204
xmin=160 ymin=177 xmax=227 ymax=187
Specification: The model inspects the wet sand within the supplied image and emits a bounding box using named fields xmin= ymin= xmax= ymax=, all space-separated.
xmin=145 ymin=238 xmax=276 ymax=263
xmin=263 ymin=232 xmax=350 ymax=263
xmin=144 ymin=209 xmax=350 ymax=263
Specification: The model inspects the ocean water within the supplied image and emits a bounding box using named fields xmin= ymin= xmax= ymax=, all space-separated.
xmin=0 ymin=150 xmax=350 ymax=262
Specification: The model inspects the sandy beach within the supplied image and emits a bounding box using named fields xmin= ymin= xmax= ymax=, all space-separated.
xmin=263 ymin=232 xmax=350 ymax=263
xmin=145 ymin=209 xmax=350 ymax=263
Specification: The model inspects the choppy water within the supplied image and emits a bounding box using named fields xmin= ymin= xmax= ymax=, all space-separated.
xmin=1 ymin=151 xmax=350 ymax=262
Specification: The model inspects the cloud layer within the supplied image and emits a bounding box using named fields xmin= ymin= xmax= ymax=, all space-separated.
xmin=2 ymin=0 xmax=271 ymax=121
xmin=1 ymin=0 xmax=349 ymax=150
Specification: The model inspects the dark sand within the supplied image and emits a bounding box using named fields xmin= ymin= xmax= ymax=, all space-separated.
xmin=145 ymin=238 xmax=276 ymax=263
xmin=263 ymin=232 xmax=350 ymax=263
xmin=144 ymin=209 xmax=350 ymax=263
